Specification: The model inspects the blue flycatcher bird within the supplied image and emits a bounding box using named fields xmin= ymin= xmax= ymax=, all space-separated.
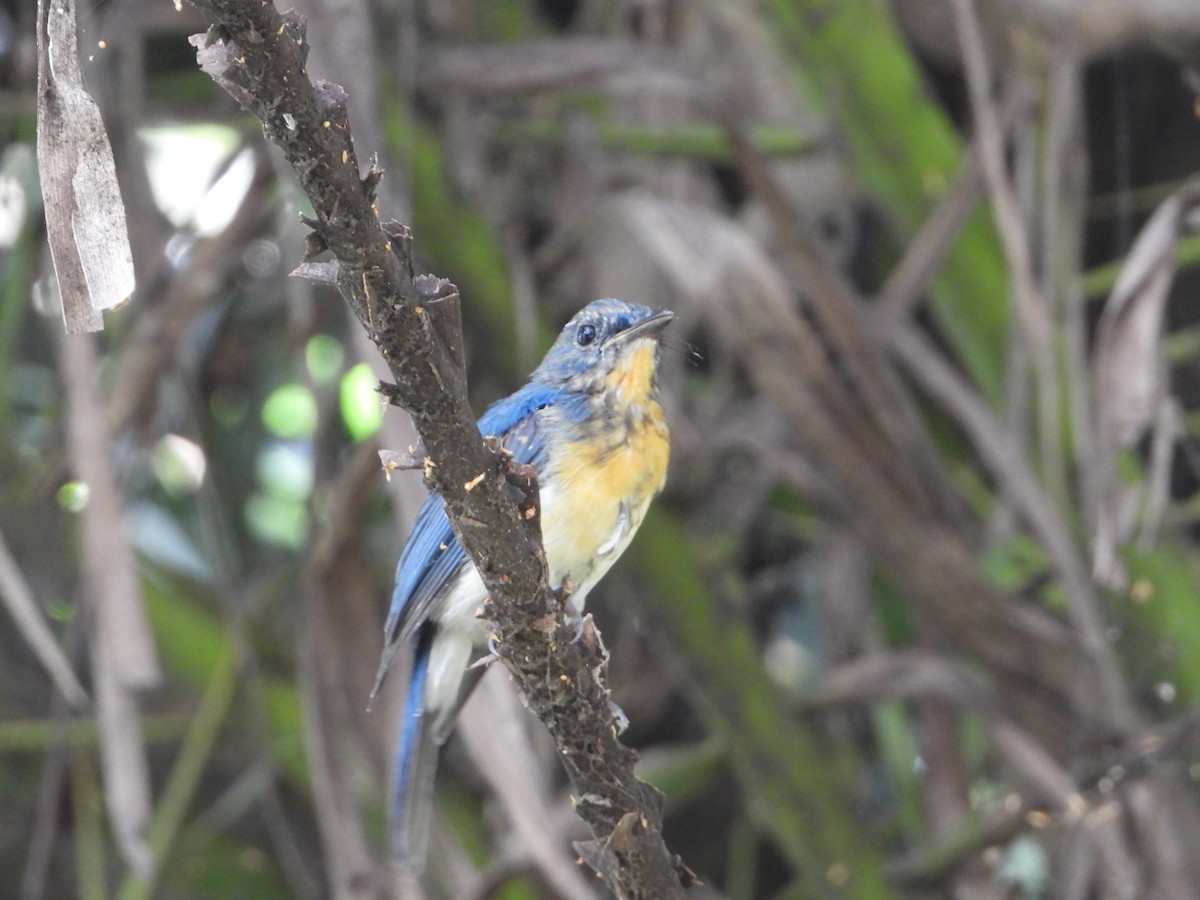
xmin=371 ymin=298 xmax=674 ymax=871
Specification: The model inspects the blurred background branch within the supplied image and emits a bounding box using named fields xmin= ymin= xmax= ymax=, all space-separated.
xmin=7 ymin=0 xmax=1200 ymax=897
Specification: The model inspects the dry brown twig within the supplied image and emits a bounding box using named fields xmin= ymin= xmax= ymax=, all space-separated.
xmin=949 ymin=0 xmax=1057 ymax=414
xmin=871 ymin=310 xmax=1134 ymax=727
xmin=301 ymin=442 xmax=390 ymax=898
xmin=951 ymin=0 xmax=1132 ymax=726
xmin=699 ymin=115 xmax=1101 ymax=741
xmin=875 ymin=81 xmax=1026 ymax=317
xmin=1092 ymin=178 xmax=1200 ymax=584
xmin=185 ymin=1 xmax=691 ymax=895
xmin=37 ymin=4 xmax=156 ymax=866
xmin=58 ymin=330 xmax=160 ymax=876
xmin=0 ymin=527 xmax=88 ymax=710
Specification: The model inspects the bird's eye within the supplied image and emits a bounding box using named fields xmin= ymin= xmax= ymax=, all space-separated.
xmin=575 ymin=322 xmax=598 ymax=347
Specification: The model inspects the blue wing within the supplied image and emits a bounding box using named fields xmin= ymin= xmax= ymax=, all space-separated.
xmin=370 ymin=381 xmax=560 ymax=700
xmin=390 ymin=625 xmax=436 ymax=869
xmin=380 ymin=381 xmax=561 ymax=869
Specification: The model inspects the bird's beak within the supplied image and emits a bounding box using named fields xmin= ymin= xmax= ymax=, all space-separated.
xmin=610 ymin=309 xmax=675 ymax=346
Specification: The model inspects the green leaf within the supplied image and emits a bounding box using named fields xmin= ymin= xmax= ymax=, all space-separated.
xmin=244 ymin=493 xmax=308 ymax=549
xmin=1124 ymin=546 xmax=1200 ymax=705
xmin=305 ymin=333 xmax=344 ymax=386
xmin=256 ymin=443 xmax=313 ymax=502
xmin=57 ymin=480 xmax=90 ymax=512
xmin=339 ymin=363 xmax=383 ymax=441
xmin=261 ymin=383 xmax=317 ymax=439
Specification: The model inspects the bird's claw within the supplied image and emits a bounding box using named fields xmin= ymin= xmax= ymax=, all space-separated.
xmin=549 ymin=578 xmax=587 ymax=642
xmin=564 ymin=599 xmax=588 ymax=643
xmin=608 ymin=698 xmax=630 ymax=735
xmin=469 ymin=634 xmax=504 ymax=669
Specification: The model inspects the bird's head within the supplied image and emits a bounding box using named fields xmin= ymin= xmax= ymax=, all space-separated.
xmin=532 ymin=299 xmax=674 ymax=403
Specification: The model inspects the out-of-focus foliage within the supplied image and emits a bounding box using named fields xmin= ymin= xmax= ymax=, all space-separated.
xmin=6 ymin=0 xmax=1200 ymax=897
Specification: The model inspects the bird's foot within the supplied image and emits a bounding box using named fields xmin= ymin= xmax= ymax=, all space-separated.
xmin=608 ymin=698 xmax=630 ymax=735
xmin=469 ymin=633 xmax=504 ymax=669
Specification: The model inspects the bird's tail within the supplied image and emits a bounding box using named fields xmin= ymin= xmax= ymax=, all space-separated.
xmin=391 ymin=629 xmax=438 ymax=873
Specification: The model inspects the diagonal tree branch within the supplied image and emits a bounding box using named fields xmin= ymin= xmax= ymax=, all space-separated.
xmin=185 ymin=1 xmax=689 ymax=895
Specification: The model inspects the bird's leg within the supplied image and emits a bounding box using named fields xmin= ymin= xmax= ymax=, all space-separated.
xmin=608 ymin=698 xmax=630 ymax=735
xmin=561 ymin=607 xmax=628 ymax=734
xmin=565 ymin=602 xmax=587 ymax=644
xmin=469 ymin=627 xmax=505 ymax=670
xmin=552 ymin=577 xmax=588 ymax=643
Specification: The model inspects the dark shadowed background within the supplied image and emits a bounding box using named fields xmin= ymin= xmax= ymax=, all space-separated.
xmin=5 ymin=0 xmax=1200 ymax=897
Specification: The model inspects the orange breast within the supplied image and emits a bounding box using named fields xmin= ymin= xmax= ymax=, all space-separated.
xmin=540 ymin=399 xmax=668 ymax=603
